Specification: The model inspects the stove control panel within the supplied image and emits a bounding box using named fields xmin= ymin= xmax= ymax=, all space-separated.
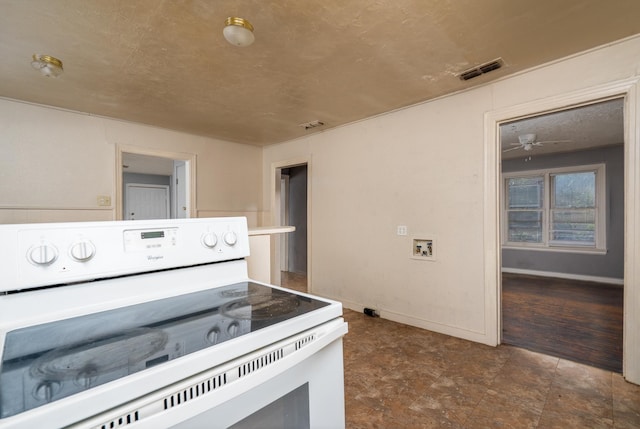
xmin=124 ymin=227 xmax=178 ymax=252
xmin=0 ymin=217 xmax=250 ymax=292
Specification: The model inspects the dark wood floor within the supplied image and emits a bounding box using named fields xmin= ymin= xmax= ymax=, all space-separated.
xmin=502 ymin=273 xmax=624 ymax=373
xmin=282 ymin=271 xmax=624 ymax=371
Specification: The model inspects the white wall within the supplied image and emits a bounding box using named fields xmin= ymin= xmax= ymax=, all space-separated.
xmin=263 ymin=35 xmax=640 ymax=383
xmin=0 ymin=100 xmax=263 ymax=225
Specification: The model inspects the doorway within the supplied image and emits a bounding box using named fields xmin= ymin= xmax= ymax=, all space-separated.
xmin=498 ymin=98 xmax=625 ymax=371
xmin=273 ymin=159 xmax=310 ymax=293
xmin=484 ymin=78 xmax=640 ymax=383
xmin=116 ymin=146 xmax=196 ymax=220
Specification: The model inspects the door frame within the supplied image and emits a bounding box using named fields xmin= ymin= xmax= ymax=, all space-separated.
xmin=173 ymin=160 xmax=187 ymax=219
xmin=280 ymin=173 xmax=290 ymax=272
xmin=271 ymin=157 xmax=311 ymax=290
xmin=116 ymin=145 xmax=197 ymax=220
xmin=484 ymin=77 xmax=640 ymax=383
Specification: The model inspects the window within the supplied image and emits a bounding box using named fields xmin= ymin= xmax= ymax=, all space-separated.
xmin=506 ymin=176 xmax=543 ymax=243
xmin=503 ymin=164 xmax=605 ymax=252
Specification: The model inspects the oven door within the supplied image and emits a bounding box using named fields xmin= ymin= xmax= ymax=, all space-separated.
xmin=73 ymin=318 xmax=348 ymax=429
xmin=181 ymin=338 xmax=345 ymax=429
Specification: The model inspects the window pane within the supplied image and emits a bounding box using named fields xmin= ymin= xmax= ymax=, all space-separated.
xmin=508 ymin=177 xmax=543 ymax=209
xmin=508 ymin=211 xmax=542 ymax=242
xmin=551 ymin=209 xmax=595 ymax=244
xmin=552 ymin=172 xmax=595 ymax=209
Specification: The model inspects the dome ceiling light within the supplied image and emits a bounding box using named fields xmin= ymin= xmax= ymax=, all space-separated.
xmin=31 ymin=54 xmax=64 ymax=78
xmin=223 ymin=17 xmax=255 ymax=47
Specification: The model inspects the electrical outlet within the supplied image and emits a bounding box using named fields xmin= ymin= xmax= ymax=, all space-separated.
xmin=397 ymin=225 xmax=408 ymax=236
xmin=97 ymin=195 xmax=111 ymax=206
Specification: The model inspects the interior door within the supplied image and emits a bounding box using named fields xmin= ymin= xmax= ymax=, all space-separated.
xmin=125 ymin=184 xmax=170 ymax=220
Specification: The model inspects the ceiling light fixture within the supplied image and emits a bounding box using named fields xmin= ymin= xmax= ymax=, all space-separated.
xmin=519 ymin=133 xmax=536 ymax=150
xmin=31 ymin=54 xmax=64 ymax=78
xmin=223 ymin=17 xmax=255 ymax=47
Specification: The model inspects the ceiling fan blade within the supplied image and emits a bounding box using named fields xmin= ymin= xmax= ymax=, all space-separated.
xmin=536 ymin=140 xmax=572 ymax=144
xmin=502 ymin=146 xmax=522 ymax=153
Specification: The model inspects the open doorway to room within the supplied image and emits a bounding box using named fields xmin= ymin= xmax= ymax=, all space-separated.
xmin=116 ymin=146 xmax=196 ymax=221
xmin=274 ymin=161 xmax=309 ymax=294
xmin=499 ymin=98 xmax=624 ymax=372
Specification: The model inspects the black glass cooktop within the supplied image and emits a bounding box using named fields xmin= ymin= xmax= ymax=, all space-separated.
xmin=0 ymin=282 xmax=330 ymax=419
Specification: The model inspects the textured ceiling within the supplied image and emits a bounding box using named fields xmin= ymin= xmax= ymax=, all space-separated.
xmin=500 ymin=98 xmax=624 ymax=160
xmin=1 ymin=0 xmax=639 ymax=146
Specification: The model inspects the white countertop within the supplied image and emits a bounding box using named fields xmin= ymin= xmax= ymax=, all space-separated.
xmin=248 ymin=226 xmax=295 ymax=236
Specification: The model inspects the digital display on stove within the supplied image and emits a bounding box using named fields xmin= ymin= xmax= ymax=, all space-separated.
xmin=0 ymin=282 xmax=330 ymax=419
xmin=141 ymin=230 xmax=165 ymax=239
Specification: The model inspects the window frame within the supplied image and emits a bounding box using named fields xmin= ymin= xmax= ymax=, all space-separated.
xmin=502 ymin=163 xmax=606 ymax=253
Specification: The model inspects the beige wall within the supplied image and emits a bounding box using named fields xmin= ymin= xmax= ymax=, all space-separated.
xmin=263 ymin=35 xmax=640 ymax=383
xmin=264 ymin=86 xmax=492 ymax=341
xmin=0 ymin=100 xmax=263 ymax=225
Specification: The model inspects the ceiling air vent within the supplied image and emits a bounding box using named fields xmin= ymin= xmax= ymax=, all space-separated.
xmin=458 ymin=58 xmax=504 ymax=81
xmin=299 ymin=120 xmax=325 ymax=130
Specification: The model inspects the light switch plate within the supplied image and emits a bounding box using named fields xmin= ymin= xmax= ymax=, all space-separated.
xmin=97 ymin=195 xmax=111 ymax=206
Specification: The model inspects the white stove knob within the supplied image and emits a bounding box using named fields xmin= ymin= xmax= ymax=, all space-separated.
xmin=27 ymin=242 xmax=58 ymax=266
xmin=201 ymin=232 xmax=218 ymax=248
xmin=223 ymin=231 xmax=238 ymax=246
xmin=70 ymin=240 xmax=96 ymax=262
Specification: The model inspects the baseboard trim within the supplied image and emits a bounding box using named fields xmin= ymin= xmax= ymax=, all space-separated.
xmin=335 ymin=298 xmax=495 ymax=346
xmin=502 ymin=267 xmax=624 ymax=286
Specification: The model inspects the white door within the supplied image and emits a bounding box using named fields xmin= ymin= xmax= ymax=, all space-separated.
xmin=125 ymin=184 xmax=170 ymax=220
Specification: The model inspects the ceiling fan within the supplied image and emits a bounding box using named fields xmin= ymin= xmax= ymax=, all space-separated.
xmin=503 ymin=133 xmax=571 ymax=153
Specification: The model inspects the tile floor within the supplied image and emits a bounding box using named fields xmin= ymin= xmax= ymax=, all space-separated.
xmin=342 ymin=309 xmax=640 ymax=428
xmin=280 ymin=272 xmax=640 ymax=428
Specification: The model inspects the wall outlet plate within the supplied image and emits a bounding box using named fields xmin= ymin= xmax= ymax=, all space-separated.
xmin=397 ymin=225 xmax=408 ymax=236
xmin=411 ymin=237 xmax=436 ymax=261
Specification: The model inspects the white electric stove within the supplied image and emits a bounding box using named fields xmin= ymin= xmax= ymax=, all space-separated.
xmin=0 ymin=217 xmax=347 ymax=428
